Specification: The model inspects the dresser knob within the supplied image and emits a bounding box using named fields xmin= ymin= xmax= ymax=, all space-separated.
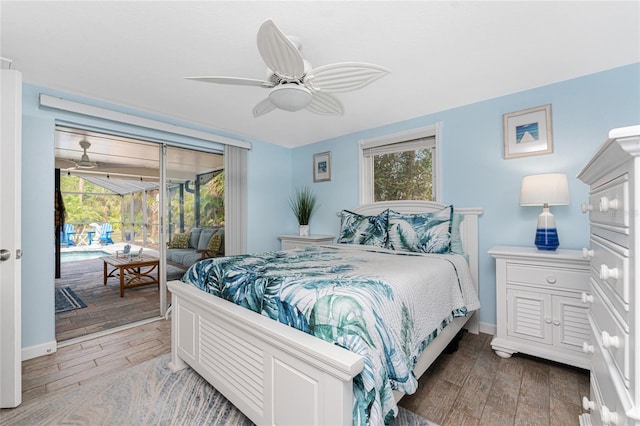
xmin=600 ymin=264 xmax=620 ymax=281
xmin=582 ymin=342 xmax=594 ymax=354
xmin=544 ymin=318 xmax=552 ymax=324
xmin=552 ymin=320 xmax=561 ymax=326
xmin=581 ymin=292 xmax=594 ymax=304
xmin=582 ymin=396 xmax=595 ymax=411
xmin=599 ymin=196 xmax=620 ymax=213
xmin=546 ymin=275 xmax=557 ymax=284
xmin=581 ymin=202 xmax=593 ymax=213
xmin=602 ymin=331 xmax=620 ymax=349
xmin=582 ymin=248 xmax=594 ymax=259
xmin=601 ymin=405 xmax=619 ymax=425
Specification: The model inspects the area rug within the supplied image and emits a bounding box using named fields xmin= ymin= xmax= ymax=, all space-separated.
xmin=54 ymin=286 xmax=87 ymax=313
xmin=1 ymin=354 xmax=436 ymax=425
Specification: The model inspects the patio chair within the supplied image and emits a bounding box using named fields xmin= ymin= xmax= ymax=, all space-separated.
xmin=87 ymin=223 xmax=114 ymax=245
xmin=60 ymin=224 xmax=76 ymax=247
xmin=98 ymin=223 xmax=114 ymax=245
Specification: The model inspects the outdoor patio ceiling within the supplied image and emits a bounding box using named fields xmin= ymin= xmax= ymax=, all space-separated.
xmin=54 ymin=126 xmax=224 ymax=183
xmin=79 ymin=174 xmax=160 ymax=196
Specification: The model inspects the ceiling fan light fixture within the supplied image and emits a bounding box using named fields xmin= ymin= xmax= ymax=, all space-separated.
xmin=268 ymin=84 xmax=312 ymax=112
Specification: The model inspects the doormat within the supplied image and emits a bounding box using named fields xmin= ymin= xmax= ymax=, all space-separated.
xmin=55 ymin=287 xmax=87 ymax=314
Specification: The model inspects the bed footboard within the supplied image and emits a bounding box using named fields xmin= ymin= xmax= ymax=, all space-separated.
xmin=167 ymin=279 xmax=364 ymax=426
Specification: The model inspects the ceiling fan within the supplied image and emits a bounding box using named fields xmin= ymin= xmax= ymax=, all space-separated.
xmin=64 ymin=140 xmax=98 ymax=169
xmin=185 ymin=19 xmax=390 ymax=117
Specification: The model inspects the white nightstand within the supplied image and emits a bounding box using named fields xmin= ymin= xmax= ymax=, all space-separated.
xmin=489 ymin=245 xmax=591 ymax=369
xmin=278 ymin=234 xmax=335 ymax=250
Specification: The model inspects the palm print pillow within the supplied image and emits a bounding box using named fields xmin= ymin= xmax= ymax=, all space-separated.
xmin=337 ymin=209 xmax=389 ymax=247
xmin=386 ymin=206 xmax=453 ymax=253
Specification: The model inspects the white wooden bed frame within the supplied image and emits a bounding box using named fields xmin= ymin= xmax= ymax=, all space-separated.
xmin=167 ymin=201 xmax=482 ymax=425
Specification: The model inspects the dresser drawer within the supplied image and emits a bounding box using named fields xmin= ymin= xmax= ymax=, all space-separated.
xmin=588 ymin=175 xmax=628 ymax=229
xmin=591 ymin=225 xmax=629 ymax=250
xmin=506 ymin=263 xmax=589 ymax=292
xmin=590 ymin=277 xmax=628 ymax=328
xmin=590 ymin=340 xmax=628 ymax=426
xmin=590 ymin=236 xmax=629 ymax=307
xmin=589 ymin=292 xmax=629 ymax=388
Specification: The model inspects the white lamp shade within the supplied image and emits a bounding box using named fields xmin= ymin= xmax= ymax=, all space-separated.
xmin=520 ymin=173 xmax=570 ymax=206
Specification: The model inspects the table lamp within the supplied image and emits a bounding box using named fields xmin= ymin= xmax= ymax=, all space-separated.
xmin=520 ymin=173 xmax=570 ymax=251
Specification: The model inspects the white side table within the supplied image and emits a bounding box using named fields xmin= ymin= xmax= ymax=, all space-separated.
xmin=278 ymin=235 xmax=335 ymax=250
xmin=489 ymin=245 xmax=591 ymax=369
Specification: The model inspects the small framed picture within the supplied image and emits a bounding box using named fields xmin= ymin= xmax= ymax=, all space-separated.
xmin=313 ymin=151 xmax=331 ymax=182
xmin=502 ymin=104 xmax=553 ymax=159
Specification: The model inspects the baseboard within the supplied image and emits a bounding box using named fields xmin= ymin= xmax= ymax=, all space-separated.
xmin=22 ymin=340 xmax=57 ymax=361
xmin=479 ymin=321 xmax=496 ymax=336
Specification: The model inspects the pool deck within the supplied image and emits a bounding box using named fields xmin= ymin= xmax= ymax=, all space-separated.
xmin=61 ymin=242 xmax=160 ymax=258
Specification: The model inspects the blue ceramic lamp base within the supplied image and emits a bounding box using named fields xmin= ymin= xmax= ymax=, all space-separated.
xmin=535 ymin=227 xmax=559 ymax=251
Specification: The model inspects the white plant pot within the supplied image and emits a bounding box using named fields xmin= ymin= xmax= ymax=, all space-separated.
xmin=298 ymin=225 xmax=310 ymax=236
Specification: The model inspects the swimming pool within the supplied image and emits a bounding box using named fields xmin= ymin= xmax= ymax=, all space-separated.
xmin=61 ymin=251 xmax=110 ymax=263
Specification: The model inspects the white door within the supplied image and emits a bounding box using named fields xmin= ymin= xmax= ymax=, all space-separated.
xmin=0 ymin=69 xmax=22 ymax=408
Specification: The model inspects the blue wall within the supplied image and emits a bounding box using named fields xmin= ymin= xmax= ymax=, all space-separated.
xmin=19 ymin=63 xmax=639 ymax=350
xmin=290 ymin=63 xmax=640 ymax=329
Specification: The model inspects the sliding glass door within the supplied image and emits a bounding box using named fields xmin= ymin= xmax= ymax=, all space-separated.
xmin=163 ymin=145 xmax=224 ymax=288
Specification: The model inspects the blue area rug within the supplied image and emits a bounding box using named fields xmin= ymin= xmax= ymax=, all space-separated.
xmin=1 ymin=354 xmax=436 ymax=425
xmin=54 ymin=287 xmax=86 ymax=313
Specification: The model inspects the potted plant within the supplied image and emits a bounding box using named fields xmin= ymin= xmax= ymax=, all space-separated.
xmin=289 ymin=186 xmax=318 ymax=236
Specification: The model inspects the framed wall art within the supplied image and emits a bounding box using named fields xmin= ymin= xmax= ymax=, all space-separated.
xmin=313 ymin=151 xmax=331 ymax=182
xmin=502 ymin=104 xmax=553 ymax=159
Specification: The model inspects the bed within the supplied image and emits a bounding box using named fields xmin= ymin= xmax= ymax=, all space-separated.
xmin=167 ymin=200 xmax=483 ymax=425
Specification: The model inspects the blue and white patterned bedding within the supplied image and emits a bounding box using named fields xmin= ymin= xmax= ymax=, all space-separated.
xmin=182 ymin=244 xmax=480 ymax=425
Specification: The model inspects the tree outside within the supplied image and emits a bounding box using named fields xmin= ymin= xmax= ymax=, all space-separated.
xmin=373 ymin=148 xmax=433 ymax=201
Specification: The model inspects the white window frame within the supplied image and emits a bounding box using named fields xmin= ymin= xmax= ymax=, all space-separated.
xmin=358 ymin=123 xmax=441 ymax=204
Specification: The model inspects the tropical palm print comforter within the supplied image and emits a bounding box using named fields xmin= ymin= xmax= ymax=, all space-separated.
xmin=182 ymin=244 xmax=480 ymax=425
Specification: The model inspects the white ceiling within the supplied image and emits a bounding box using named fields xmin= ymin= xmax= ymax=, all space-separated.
xmin=2 ymin=1 xmax=638 ymax=148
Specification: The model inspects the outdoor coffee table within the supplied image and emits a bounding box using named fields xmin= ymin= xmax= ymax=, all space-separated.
xmin=103 ymin=255 xmax=160 ymax=297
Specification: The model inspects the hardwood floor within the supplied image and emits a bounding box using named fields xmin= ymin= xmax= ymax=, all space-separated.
xmin=399 ymin=331 xmax=590 ymax=425
xmin=20 ymin=318 xmax=171 ymax=404
xmin=55 ymin=256 xmax=185 ymax=341
xmin=12 ymin=320 xmax=588 ymax=425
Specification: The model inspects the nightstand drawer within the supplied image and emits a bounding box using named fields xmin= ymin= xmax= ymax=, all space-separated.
xmin=279 ymin=235 xmax=334 ymax=251
xmin=507 ymin=263 xmax=589 ymax=292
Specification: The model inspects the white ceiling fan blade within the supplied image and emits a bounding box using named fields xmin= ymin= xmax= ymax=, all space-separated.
xmin=253 ymin=98 xmax=277 ymax=118
xmin=185 ymin=76 xmax=274 ymax=88
xmin=306 ymin=91 xmax=343 ymax=116
xmin=56 ymin=158 xmax=79 ymax=170
xmin=256 ymin=19 xmax=305 ymax=81
xmin=304 ymin=62 xmax=390 ymax=93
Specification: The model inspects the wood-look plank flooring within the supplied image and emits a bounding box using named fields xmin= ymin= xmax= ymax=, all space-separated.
xmin=13 ymin=321 xmax=589 ymax=425
xmin=55 ymin=257 xmax=185 ymax=341
xmin=399 ymin=331 xmax=590 ymax=425
xmin=20 ymin=318 xmax=171 ymax=404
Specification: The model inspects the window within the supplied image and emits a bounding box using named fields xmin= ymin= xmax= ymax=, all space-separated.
xmin=360 ymin=124 xmax=440 ymax=204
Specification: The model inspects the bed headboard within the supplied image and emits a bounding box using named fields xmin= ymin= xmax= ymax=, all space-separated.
xmin=342 ymin=200 xmax=483 ymax=309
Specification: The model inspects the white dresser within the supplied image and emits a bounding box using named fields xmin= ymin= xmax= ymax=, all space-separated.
xmin=578 ymin=125 xmax=640 ymax=426
xmin=489 ymin=246 xmax=591 ymax=369
xmin=278 ymin=234 xmax=335 ymax=250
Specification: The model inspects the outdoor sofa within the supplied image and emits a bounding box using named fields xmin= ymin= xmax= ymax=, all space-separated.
xmin=166 ymin=226 xmax=224 ymax=269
